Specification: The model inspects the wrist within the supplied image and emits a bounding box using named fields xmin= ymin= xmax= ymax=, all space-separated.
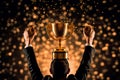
xmin=25 ymin=44 xmax=32 ymax=48
xmin=85 ymin=43 xmax=93 ymax=47
xmin=24 ymin=39 xmax=31 ymax=48
xmin=86 ymin=38 xmax=93 ymax=47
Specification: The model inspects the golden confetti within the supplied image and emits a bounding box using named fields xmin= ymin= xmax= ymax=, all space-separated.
xmin=0 ymin=0 xmax=119 ymax=80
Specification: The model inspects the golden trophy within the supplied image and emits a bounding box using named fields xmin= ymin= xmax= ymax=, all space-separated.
xmin=46 ymin=22 xmax=74 ymax=59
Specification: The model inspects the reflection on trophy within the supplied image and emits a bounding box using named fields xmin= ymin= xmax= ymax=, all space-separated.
xmin=46 ymin=22 xmax=74 ymax=59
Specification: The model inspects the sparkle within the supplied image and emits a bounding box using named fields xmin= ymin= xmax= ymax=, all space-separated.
xmin=0 ymin=0 xmax=119 ymax=80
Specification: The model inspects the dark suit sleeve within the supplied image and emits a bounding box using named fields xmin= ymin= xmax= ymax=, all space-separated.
xmin=75 ymin=46 xmax=95 ymax=80
xmin=23 ymin=46 xmax=43 ymax=80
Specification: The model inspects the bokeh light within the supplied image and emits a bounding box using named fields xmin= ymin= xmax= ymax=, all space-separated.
xmin=0 ymin=0 xmax=120 ymax=80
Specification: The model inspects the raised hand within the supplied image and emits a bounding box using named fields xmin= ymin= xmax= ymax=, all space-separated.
xmin=23 ymin=26 xmax=37 ymax=47
xmin=83 ymin=24 xmax=95 ymax=46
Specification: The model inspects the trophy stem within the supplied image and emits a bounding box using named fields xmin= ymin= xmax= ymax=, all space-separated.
xmin=59 ymin=39 xmax=61 ymax=49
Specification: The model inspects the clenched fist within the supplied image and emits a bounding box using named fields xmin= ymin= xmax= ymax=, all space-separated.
xmin=83 ymin=24 xmax=95 ymax=46
xmin=23 ymin=26 xmax=37 ymax=47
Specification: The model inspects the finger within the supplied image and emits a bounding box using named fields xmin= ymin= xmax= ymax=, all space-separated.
xmin=34 ymin=31 xmax=37 ymax=36
xmin=90 ymin=30 xmax=95 ymax=39
xmin=23 ymin=31 xmax=29 ymax=40
xmin=83 ymin=28 xmax=86 ymax=36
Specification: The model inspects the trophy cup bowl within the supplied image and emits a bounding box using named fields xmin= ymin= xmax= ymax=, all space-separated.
xmin=46 ymin=22 xmax=74 ymax=59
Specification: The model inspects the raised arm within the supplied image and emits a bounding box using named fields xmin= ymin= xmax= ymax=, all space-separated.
xmin=23 ymin=27 xmax=43 ymax=80
xmin=75 ymin=24 xmax=95 ymax=80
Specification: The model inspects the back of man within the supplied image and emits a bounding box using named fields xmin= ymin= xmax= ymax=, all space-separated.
xmin=23 ymin=24 xmax=95 ymax=80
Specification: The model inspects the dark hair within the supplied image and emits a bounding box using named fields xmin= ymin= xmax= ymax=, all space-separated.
xmin=50 ymin=59 xmax=70 ymax=78
xmin=67 ymin=74 xmax=77 ymax=80
xmin=43 ymin=75 xmax=52 ymax=80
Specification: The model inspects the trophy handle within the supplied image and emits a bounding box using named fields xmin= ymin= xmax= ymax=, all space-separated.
xmin=46 ymin=22 xmax=74 ymax=49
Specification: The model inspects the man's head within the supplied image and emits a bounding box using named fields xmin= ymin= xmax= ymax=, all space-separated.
xmin=50 ymin=59 xmax=70 ymax=79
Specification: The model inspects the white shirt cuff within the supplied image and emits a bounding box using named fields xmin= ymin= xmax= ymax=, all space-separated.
xmin=24 ymin=44 xmax=32 ymax=48
xmin=85 ymin=43 xmax=93 ymax=47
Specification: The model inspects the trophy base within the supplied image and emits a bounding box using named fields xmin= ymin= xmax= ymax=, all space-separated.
xmin=52 ymin=48 xmax=68 ymax=59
